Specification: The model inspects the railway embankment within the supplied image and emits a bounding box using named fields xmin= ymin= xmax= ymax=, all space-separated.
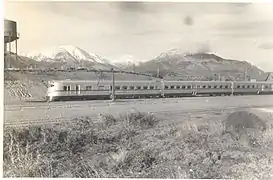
xmin=4 ymin=80 xmax=47 ymax=103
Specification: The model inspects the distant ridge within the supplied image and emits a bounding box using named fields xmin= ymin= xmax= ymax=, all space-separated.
xmin=123 ymin=49 xmax=266 ymax=81
xmin=6 ymin=46 xmax=269 ymax=81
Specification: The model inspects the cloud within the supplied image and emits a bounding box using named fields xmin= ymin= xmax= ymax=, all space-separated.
xmin=196 ymin=43 xmax=211 ymax=53
xmin=258 ymin=42 xmax=273 ymax=50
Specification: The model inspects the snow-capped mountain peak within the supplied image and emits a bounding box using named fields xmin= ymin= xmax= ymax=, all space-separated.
xmin=27 ymin=45 xmax=110 ymax=64
xmin=155 ymin=48 xmax=189 ymax=61
xmin=111 ymin=55 xmax=145 ymax=66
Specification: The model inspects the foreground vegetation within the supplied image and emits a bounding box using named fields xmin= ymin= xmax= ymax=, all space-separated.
xmin=3 ymin=111 xmax=273 ymax=178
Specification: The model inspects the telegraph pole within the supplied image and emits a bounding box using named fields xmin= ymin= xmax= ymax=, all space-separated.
xmin=9 ymin=35 xmax=11 ymax=68
xmin=111 ymin=68 xmax=115 ymax=101
xmin=15 ymin=37 xmax=18 ymax=61
xmin=244 ymin=68 xmax=248 ymax=81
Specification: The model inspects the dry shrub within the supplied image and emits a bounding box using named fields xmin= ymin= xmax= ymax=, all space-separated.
xmin=3 ymin=111 xmax=158 ymax=178
xmin=120 ymin=111 xmax=158 ymax=129
xmin=3 ymin=110 xmax=273 ymax=178
xmin=3 ymin=118 xmax=98 ymax=177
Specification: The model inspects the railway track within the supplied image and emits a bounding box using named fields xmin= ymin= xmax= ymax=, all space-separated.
xmin=5 ymin=95 xmax=273 ymax=111
xmin=4 ymin=104 xmax=273 ymax=127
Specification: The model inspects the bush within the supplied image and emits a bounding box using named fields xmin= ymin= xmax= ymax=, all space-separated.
xmin=3 ymin=111 xmax=273 ymax=178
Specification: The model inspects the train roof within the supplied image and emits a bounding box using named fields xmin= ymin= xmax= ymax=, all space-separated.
xmin=49 ymin=79 xmax=271 ymax=84
xmin=50 ymin=80 xmax=161 ymax=83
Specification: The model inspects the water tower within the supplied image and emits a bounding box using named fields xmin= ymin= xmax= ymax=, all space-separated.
xmin=4 ymin=19 xmax=20 ymax=69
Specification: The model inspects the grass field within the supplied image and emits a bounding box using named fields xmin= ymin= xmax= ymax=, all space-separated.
xmin=3 ymin=110 xmax=273 ymax=178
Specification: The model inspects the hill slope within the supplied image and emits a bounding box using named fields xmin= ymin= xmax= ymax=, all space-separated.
xmin=125 ymin=49 xmax=266 ymax=81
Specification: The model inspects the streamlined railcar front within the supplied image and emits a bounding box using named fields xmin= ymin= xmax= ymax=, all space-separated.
xmin=46 ymin=80 xmax=63 ymax=101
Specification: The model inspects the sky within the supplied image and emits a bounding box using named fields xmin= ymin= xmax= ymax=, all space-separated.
xmin=4 ymin=1 xmax=273 ymax=71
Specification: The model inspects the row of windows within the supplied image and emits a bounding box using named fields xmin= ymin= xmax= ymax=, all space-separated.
xmin=165 ymin=85 xmax=230 ymax=89
xmin=236 ymin=85 xmax=272 ymax=88
xmin=63 ymin=85 xmax=230 ymax=91
xmin=62 ymin=84 xmax=273 ymax=91
xmin=63 ymin=85 xmax=107 ymax=91
xmin=114 ymin=85 xmax=158 ymax=90
xmin=237 ymin=85 xmax=256 ymax=89
xmin=63 ymin=85 xmax=159 ymax=91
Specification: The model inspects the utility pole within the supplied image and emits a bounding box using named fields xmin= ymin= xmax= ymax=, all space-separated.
xmin=111 ymin=68 xmax=115 ymax=101
xmin=9 ymin=36 xmax=11 ymax=68
xmin=244 ymin=68 xmax=248 ymax=81
xmin=15 ymin=37 xmax=18 ymax=62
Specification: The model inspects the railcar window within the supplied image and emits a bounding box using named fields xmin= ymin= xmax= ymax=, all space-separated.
xmin=197 ymin=85 xmax=201 ymax=88
xmin=214 ymin=85 xmax=218 ymax=88
xmin=143 ymin=86 xmax=148 ymax=90
xmin=176 ymin=86 xmax=180 ymax=89
xmin=265 ymin=85 xmax=269 ymax=89
xmin=219 ymin=85 xmax=223 ymax=88
xmin=86 ymin=86 xmax=92 ymax=91
xmin=165 ymin=85 xmax=169 ymax=89
xmin=115 ymin=86 xmax=120 ymax=90
xmin=67 ymin=86 xmax=71 ymax=91
xmin=252 ymin=85 xmax=256 ymax=88
xmin=150 ymin=86 xmax=154 ymax=90
xmin=170 ymin=86 xmax=175 ymax=89
xmin=63 ymin=86 xmax=68 ymax=91
xmin=187 ymin=85 xmax=192 ymax=89
xmin=202 ymin=85 xmax=206 ymax=88
xmin=208 ymin=85 xmax=211 ymax=89
xmin=237 ymin=85 xmax=240 ymax=88
xmin=247 ymin=85 xmax=250 ymax=88
xmin=122 ymin=86 xmax=127 ymax=90
xmin=129 ymin=86 xmax=134 ymax=90
xmin=182 ymin=86 xmax=186 ymax=89
xmin=242 ymin=85 xmax=245 ymax=88
xmin=225 ymin=85 xmax=228 ymax=89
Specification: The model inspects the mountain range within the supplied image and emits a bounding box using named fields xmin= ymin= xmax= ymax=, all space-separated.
xmin=127 ymin=49 xmax=266 ymax=81
xmin=5 ymin=45 xmax=269 ymax=81
xmin=27 ymin=45 xmax=115 ymax=70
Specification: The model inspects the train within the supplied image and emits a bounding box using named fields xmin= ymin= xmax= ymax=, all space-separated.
xmin=46 ymin=79 xmax=273 ymax=101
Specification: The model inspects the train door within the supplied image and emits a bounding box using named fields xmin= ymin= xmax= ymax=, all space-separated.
xmin=261 ymin=84 xmax=264 ymax=92
xmin=192 ymin=83 xmax=197 ymax=96
xmin=161 ymin=80 xmax=165 ymax=97
xmin=231 ymin=82 xmax=234 ymax=95
xmin=76 ymin=85 xmax=81 ymax=94
xmin=66 ymin=85 xmax=71 ymax=95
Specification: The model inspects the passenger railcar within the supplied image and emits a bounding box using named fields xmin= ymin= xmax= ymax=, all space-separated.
xmin=162 ymin=81 xmax=233 ymax=97
xmin=46 ymin=79 xmax=273 ymax=101
xmin=47 ymin=80 xmax=111 ymax=101
xmin=233 ymin=81 xmax=273 ymax=95
xmin=113 ymin=80 xmax=162 ymax=99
